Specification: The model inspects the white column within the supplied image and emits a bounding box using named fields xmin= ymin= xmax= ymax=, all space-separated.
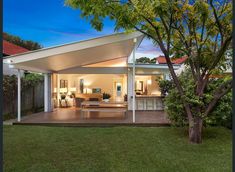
xmin=57 ymin=74 xmax=60 ymax=107
xmin=132 ymin=38 xmax=137 ymax=123
xmin=17 ymin=69 xmax=21 ymax=122
xmin=48 ymin=74 xmax=52 ymax=111
xmin=44 ymin=73 xmax=49 ymax=112
xmin=127 ymin=69 xmax=133 ymax=110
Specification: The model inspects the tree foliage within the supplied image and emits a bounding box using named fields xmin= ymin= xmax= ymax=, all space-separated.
xmin=136 ymin=57 xmax=156 ymax=64
xmin=163 ymin=71 xmax=232 ymax=129
xmin=3 ymin=32 xmax=42 ymax=50
xmin=22 ymin=73 xmax=44 ymax=88
xmin=66 ymin=0 xmax=232 ymax=143
xmin=158 ymin=79 xmax=174 ymax=96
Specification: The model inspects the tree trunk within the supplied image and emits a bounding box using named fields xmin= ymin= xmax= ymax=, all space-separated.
xmin=189 ymin=117 xmax=203 ymax=144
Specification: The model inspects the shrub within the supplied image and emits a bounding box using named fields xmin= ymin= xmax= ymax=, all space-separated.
xmin=158 ymin=79 xmax=174 ymax=96
xmin=162 ymin=71 xmax=232 ymax=128
xmin=205 ymin=91 xmax=232 ymax=129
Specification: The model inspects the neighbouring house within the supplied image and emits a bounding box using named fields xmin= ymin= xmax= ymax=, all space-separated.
xmin=3 ymin=40 xmax=29 ymax=75
xmin=3 ymin=32 xmax=182 ymax=123
xmin=156 ymin=54 xmax=232 ymax=77
xmin=156 ymin=55 xmax=188 ymax=76
xmin=156 ymin=55 xmax=188 ymax=65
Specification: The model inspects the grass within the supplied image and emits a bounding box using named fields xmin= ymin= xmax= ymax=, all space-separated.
xmin=3 ymin=126 xmax=231 ymax=172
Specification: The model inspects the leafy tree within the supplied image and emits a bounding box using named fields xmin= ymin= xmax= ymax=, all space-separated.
xmin=150 ymin=58 xmax=156 ymax=64
xmin=164 ymin=70 xmax=232 ymax=129
xmin=158 ymin=79 xmax=174 ymax=96
xmin=136 ymin=57 xmax=156 ymax=64
xmin=66 ymin=0 xmax=232 ymax=143
xmin=3 ymin=32 xmax=42 ymax=50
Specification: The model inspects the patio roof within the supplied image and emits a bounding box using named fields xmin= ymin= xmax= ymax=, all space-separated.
xmin=3 ymin=32 xmax=144 ymax=73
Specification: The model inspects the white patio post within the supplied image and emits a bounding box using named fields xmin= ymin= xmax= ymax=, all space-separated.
xmin=132 ymin=38 xmax=137 ymax=123
xmin=44 ymin=73 xmax=52 ymax=112
xmin=44 ymin=73 xmax=49 ymax=112
xmin=57 ymin=74 xmax=60 ymax=107
xmin=17 ymin=69 xmax=21 ymax=122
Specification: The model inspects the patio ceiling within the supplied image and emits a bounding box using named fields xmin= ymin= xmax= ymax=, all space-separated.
xmin=4 ymin=32 xmax=144 ymax=73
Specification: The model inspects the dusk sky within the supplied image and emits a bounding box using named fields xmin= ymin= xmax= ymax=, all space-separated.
xmin=3 ymin=0 xmax=163 ymax=58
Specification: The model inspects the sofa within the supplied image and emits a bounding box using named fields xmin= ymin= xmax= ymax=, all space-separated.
xmin=75 ymin=93 xmax=103 ymax=107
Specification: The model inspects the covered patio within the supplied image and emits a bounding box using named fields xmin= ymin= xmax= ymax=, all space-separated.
xmin=3 ymin=32 xmax=173 ymax=125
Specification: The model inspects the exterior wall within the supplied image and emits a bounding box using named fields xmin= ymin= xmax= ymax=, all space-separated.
xmin=164 ymin=72 xmax=171 ymax=80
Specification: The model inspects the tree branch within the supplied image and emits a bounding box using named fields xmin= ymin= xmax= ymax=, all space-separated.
xmin=209 ymin=0 xmax=224 ymax=43
xmin=208 ymin=35 xmax=232 ymax=73
xmin=204 ymin=79 xmax=232 ymax=116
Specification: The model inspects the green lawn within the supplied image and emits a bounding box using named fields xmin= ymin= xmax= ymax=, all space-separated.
xmin=3 ymin=126 xmax=231 ymax=172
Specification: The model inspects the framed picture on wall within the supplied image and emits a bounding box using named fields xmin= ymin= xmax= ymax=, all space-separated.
xmin=92 ymin=88 xmax=101 ymax=93
xmin=60 ymin=80 xmax=68 ymax=88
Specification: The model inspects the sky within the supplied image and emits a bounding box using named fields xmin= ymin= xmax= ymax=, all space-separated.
xmin=3 ymin=0 xmax=163 ymax=58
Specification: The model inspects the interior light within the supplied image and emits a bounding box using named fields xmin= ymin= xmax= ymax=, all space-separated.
xmin=147 ymin=80 xmax=152 ymax=85
xmin=7 ymin=59 xmax=13 ymax=63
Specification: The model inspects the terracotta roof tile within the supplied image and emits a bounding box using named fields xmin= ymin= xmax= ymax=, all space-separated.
xmin=3 ymin=40 xmax=28 ymax=55
xmin=172 ymin=56 xmax=188 ymax=64
xmin=156 ymin=55 xmax=188 ymax=64
xmin=156 ymin=56 xmax=167 ymax=64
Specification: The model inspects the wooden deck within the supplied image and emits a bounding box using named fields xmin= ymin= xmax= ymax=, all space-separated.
xmin=8 ymin=108 xmax=170 ymax=126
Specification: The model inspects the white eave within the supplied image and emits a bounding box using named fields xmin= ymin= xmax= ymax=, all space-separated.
xmin=4 ymin=32 xmax=144 ymax=73
xmin=128 ymin=63 xmax=181 ymax=69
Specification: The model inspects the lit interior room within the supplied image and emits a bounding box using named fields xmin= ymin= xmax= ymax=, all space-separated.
xmin=135 ymin=75 xmax=163 ymax=96
xmin=52 ymin=74 xmax=127 ymax=108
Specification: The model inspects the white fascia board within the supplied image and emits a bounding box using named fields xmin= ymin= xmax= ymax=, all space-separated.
xmin=3 ymin=32 xmax=143 ymax=65
xmin=128 ymin=63 xmax=181 ymax=70
xmin=10 ymin=64 xmax=52 ymax=73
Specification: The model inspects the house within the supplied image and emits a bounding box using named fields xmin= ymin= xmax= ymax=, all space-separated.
xmin=3 ymin=32 xmax=181 ymax=123
xmin=155 ymin=55 xmax=188 ymax=76
xmin=156 ymin=55 xmax=188 ymax=64
xmin=3 ymin=40 xmax=29 ymax=75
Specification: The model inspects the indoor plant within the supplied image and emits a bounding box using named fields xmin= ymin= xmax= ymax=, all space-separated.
xmin=102 ymin=92 xmax=111 ymax=102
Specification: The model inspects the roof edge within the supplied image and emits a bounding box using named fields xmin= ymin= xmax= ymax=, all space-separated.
xmin=3 ymin=31 xmax=143 ymax=59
